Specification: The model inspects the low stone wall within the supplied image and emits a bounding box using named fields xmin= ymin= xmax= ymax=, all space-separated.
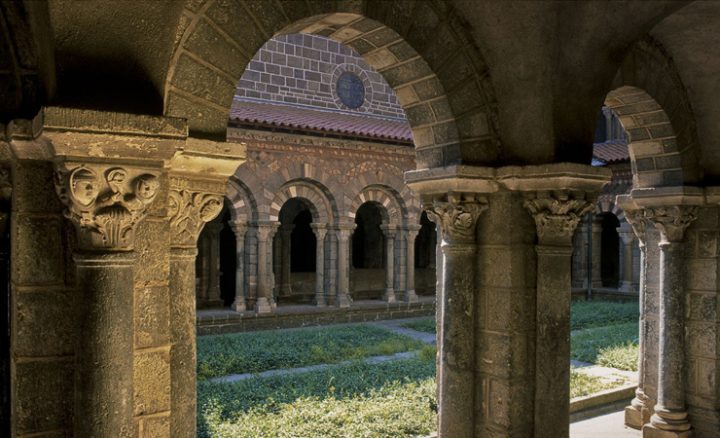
xmin=197 ymin=299 xmax=436 ymax=335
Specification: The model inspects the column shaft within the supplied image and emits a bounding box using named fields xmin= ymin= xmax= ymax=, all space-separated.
xmin=169 ymin=248 xmax=198 ymax=438
xmin=311 ymin=224 xmax=327 ymax=307
xmin=336 ymin=226 xmax=353 ymax=307
xmin=74 ymin=252 xmax=136 ymax=438
xmin=591 ymin=217 xmax=603 ymax=287
xmin=405 ymin=227 xmax=419 ymax=303
xmin=255 ymin=224 xmax=274 ymax=313
xmin=206 ymin=223 xmax=223 ymax=306
xmin=382 ymin=226 xmax=397 ymax=303
xmin=279 ymin=227 xmax=293 ymax=297
xmin=231 ymin=224 xmax=247 ymax=312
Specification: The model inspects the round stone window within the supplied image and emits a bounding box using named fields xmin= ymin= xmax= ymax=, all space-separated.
xmin=336 ymin=72 xmax=366 ymax=109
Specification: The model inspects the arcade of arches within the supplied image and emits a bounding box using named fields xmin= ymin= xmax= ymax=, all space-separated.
xmin=2 ymin=2 xmax=720 ymax=438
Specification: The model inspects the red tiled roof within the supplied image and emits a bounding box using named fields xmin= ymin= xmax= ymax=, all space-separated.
xmin=593 ymin=139 xmax=629 ymax=164
xmin=229 ymin=100 xmax=413 ymax=143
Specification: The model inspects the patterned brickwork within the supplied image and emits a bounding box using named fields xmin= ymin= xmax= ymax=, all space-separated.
xmin=234 ymin=33 xmax=405 ymax=119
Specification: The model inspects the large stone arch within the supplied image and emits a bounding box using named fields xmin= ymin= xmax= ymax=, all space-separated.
xmin=227 ymin=176 xmax=258 ymax=222
xmin=164 ymin=1 xmax=500 ymax=167
xmin=268 ymin=179 xmax=337 ymax=224
xmin=348 ymin=184 xmax=405 ymax=226
xmin=607 ymin=37 xmax=701 ymax=188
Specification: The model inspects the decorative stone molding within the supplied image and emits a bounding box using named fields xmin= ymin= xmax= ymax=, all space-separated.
xmin=624 ymin=208 xmax=647 ymax=244
xmin=54 ymin=164 xmax=160 ymax=250
xmin=524 ymin=191 xmax=595 ymax=245
xmin=644 ymin=206 xmax=698 ymax=243
xmin=168 ymin=178 xmax=224 ymax=247
xmin=424 ymin=192 xmax=487 ymax=245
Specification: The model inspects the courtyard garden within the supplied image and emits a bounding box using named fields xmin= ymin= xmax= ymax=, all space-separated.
xmin=197 ymin=299 xmax=639 ymax=437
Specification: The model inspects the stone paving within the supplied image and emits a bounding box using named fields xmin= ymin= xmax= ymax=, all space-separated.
xmin=570 ymin=410 xmax=641 ymax=437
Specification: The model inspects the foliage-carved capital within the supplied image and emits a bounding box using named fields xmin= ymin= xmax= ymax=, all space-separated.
xmin=55 ymin=164 xmax=160 ymax=250
xmin=168 ymin=181 xmax=224 ymax=247
xmin=623 ymin=208 xmax=648 ymax=246
xmin=644 ymin=205 xmax=698 ymax=243
xmin=524 ymin=191 xmax=595 ymax=245
xmin=425 ymin=192 xmax=487 ymax=245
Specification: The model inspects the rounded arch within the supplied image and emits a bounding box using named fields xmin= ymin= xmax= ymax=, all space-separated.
xmin=348 ymin=185 xmax=405 ymax=226
xmin=227 ymin=177 xmax=258 ymax=222
xmin=165 ymin=3 xmax=500 ymax=167
xmin=269 ymin=179 xmax=337 ymax=224
xmin=606 ymin=38 xmax=701 ymax=188
xmin=595 ymin=196 xmax=626 ymax=223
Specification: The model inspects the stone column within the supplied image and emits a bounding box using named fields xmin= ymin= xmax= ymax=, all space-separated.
xmin=255 ymin=222 xmax=278 ymax=314
xmin=336 ymin=224 xmax=354 ymax=308
xmin=196 ymin=233 xmax=209 ymax=303
xmin=230 ymin=221 xmax=248 ymax=312
xmin=311 ymin=223 xmax=327 ymax=306
xmin=618 ymin=221 xmax=636 ymax=293
xmin=620 ymin=204 xmax=654 ymax=428
xmin=268 ymin=224 xmax=279 ymax=307
xmin=591 ymin=215 xmax=603 ymax=287
xmin=279 ymin=224 xmax=294 ymax=297
xmin=405 ymin=225 xmax=421 ymax=303
xmin=166 ymin=181 xmax=224 ymax=438
xmin=55 ymin=164 xmax=160 ymax=438
xmin=380 ymin=224 xmax=397 ymax=303
xmin=643 ymin=206 xmax=697 ymax=438
xmin=426 ymin=193 xmax=486 ymax=438
xmin=525 ymin=191 xmax=595 ymax=438
xmin=204 ymin=222 xmax=223 ymax=307
xmin=246 ymin=224 xmax=258 ymax=309
xmin=572 ymin=219 xmax=590 ymax=289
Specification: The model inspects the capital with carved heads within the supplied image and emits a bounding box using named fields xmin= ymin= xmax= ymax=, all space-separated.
xmin=425 ymin=192 xmax=487 ymax=245
xmin=55 ymin=164 xmax=160 ymax=251
xmin=524 ymin=191 xmax=595 ymax=246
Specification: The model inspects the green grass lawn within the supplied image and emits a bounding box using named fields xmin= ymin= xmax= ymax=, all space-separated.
xmin=197 ymin=324 xmax=425 ymax=381
xmin=198 ymin=350 xmax=612 ymax=437
xmin=571 ymin=322 xmax=639 ymax=370
xmin=400 ymin=318 xmax=436 ymax=334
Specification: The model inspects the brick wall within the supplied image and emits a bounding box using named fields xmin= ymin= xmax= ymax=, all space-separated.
xmin=234 ymin=33 xmax=406 ymax=120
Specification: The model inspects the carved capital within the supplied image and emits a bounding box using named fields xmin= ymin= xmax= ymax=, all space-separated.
xmin=623 ymin=208 xmax=647 ymax=245
xmin=335 ymin=224 xmax=356 ymax=241
xmin=55 ymin=164 xmax=160 ymax=250
xmin=380 ymin=224 xmax=398 ymax=238
xmin=256 ymin=222 xmax=280 ymax=242
xmin=524 ymin=191 xmax=594 ymax=245
xmin=405 ymin=224 xmax=421 ymax=241
xmin=310 ymin=223 xmax=327 ymax=240
xmin=644 ymin=205 xmax=698 ymax=243
xmin=425 ymin=192 xmax=487 ymax=245
xmin=230 ymin=221 xmax=248 ymax=240
xmin=168 ymin=179 xmax=224 ymax=247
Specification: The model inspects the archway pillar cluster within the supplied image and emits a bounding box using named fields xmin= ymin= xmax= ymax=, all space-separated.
xmin=618 ymin=186 xmax=720 ymax=438
xmin=5 ymin=107 xmax=246 ymax=438
xmin=407 ymin=163 xmax=610 ymax=438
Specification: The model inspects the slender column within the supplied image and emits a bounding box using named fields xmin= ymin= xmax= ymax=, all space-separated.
xmin=525 ymin=191 xmax=594 ymax=438
xmin=621 ymin=206 xmax=654 ymax=428
xmin=643 ymin=206 xmax=697 ymax=438
xmin=230 ymin=222 xmax=248 ymax=312
xmin=255 ymin=222 xmax=278 ymax=313
xmin=426 ymin=193 xmax=486 ymax=438
xmin=618 ymin=222 xmax=636 ymax=293
xmin=166 ymin=181 xmax=224 ymax=438
xmin=380 ymin=224 xmax=397 ymax=303
xmin=55 ymin=165 xmax=160 ymax=437
xmin=311 ymin=223 xmax=327 ymax=306
xmin=591 ymin=216 xmax=603 ymax=287
xmin=205 ymin=222 xmax=223 ymax=307
xmin=279 ymin=224 xmax=294 ymax=297
xmin=268 ymin=224 xmax=279 ymax=307
xmin=405 ymin=225 xmax=421 ymax=303
xmin=572 ymin=220 xmax=590 ymax=288
xmin=246 ymin=225 xmax=258 ymax=310
xmin=335 ymin=224 xmax=354 ymax=308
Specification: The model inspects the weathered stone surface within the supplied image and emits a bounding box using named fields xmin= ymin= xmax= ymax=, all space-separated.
xmin=13 ymin=288 xmax=75 ymax=356
xmin=135 ymin=286 xmax=170 ymax=349
xmin=13 ymin=359 xmax=73 ymax=434
xmin=12 ymin=215 xmax=64 ymax=285
xmin=134 ymin=349 xmax=171 ymax=416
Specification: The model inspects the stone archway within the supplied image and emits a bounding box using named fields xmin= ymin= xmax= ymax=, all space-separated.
xmin=164 ymin=3 xmax=500 ymax=167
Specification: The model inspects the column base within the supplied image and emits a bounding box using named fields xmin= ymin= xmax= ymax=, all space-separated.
xmin=231 ymin=300 xmax=246 ymax=313
xmin=314 ymin=294 xmax=326 ymax=307
xmin=255 ymin=297 xmax=273 ymax=314
xmin=405 ymin=289 xmax=419 ymax=303
xmin=642 ymin=424 xmax=691 ymax=438
xmin=619 ymin=281 xmax=634 ymax=293
xmin=626 ymin=405 xmax=652 ymax=429
xmin=336 ymin=293 xmax=351 ymax=308
xmin=279 ymin=285 xmax=292 ymax=297
xmin=383 ymin=289 xmax=397 ymax=303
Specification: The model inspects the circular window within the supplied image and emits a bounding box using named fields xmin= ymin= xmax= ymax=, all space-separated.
xmin=336 ymin=72 xmax=365 ymax=109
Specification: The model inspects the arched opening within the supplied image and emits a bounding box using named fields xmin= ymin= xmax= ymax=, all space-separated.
xmin=218 ymin=204 xmax=237 ymax=307
xmin=351 ymin=201 xmax=387 ymax=300
xmin=600 ymin=213 xmax=620 ymax=289
xmin=415 ymin=211 xmax=437 ymax=295
xmin=276 ymin=198 xmax=317 ymax=305
xmin=195 ymin=201 xmax=236 ymax=309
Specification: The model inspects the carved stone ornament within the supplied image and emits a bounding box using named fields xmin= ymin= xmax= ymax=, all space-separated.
xmin=623 ymin=208 xmax=647 ymax=245
xmin=644 ymin=205 xmax=698 ymax=243
xmin=55 ymin=165 xmax=160 ymax=250
xmin=168 ymin=182 xmax=224 ymax=247
xmin=425 ymin=193 xmax=487 ymax=244
xmin=524 ymin=192 xmax=594 ymax=244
